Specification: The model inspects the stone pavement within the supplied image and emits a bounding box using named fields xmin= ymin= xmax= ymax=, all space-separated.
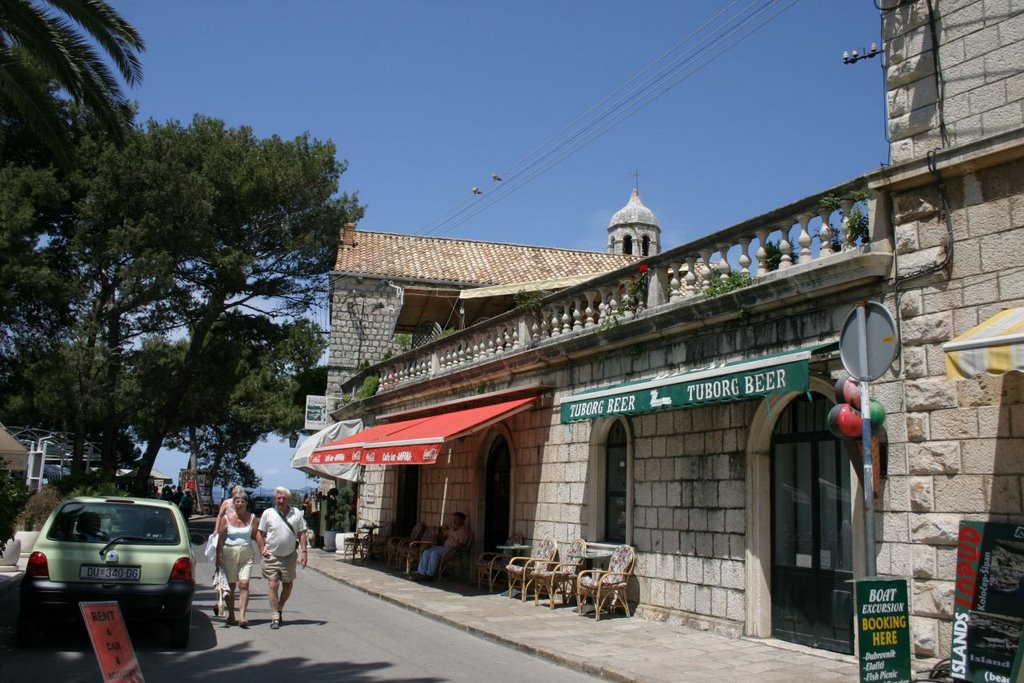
xmin=304 ymin=548 xmax=860 ymax=683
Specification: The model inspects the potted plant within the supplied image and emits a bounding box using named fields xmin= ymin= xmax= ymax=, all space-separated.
xmin=323 ymin=488 xmax=341 ymax=551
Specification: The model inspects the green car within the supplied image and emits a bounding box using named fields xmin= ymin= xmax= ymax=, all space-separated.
xmin=17 ymin=496 xmax=201 ymax=648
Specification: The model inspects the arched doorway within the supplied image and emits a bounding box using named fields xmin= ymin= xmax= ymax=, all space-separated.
xmin=394 ymin=466 xmax=419 ymax=536
xmin=482 ymin=436 xmax=511 ymax=552
xmin=770 ymin=393 xmax=854 ymax=654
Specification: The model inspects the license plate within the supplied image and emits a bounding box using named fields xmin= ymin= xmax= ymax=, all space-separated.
xmin=80 ymin=565 xmax=142 ymax=582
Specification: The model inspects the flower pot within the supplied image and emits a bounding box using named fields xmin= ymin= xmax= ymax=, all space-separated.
xmin=15 ymin=531 xmax=40 ymax=556
xmin=0 ymin=538 xmax=21 ymax=572
xmin=323 ymin=529 xmax=338 ymax=552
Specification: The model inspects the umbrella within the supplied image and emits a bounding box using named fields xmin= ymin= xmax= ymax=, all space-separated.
xmin=291 ymin=420 xmax=364 ymax=482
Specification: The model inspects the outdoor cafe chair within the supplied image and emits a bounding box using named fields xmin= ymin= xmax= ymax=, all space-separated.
xmin=505 ymin=537 xmax=557 ymax=601
xmin=575 ymin=544 xmax=635 ymax=621
xmin=474 ymin=532 xmax=524 ymax=591
xmin=532 ymin=538 xmax=586 ymax=609
xmin=386 ymin=522 xmax=425 ymax=568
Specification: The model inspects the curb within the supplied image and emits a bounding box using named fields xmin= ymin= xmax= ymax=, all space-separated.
xmin=0 ymin=571 xmax=22 ymax=599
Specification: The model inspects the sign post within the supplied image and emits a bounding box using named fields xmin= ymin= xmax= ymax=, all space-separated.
xmin=855 ymin=577 xmax=912 ymax=683
xmin=839 ymin=301 xmax=898 ymax=578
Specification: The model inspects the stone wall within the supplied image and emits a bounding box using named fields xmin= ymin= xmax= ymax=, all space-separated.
xmin=879 ymin=153 xmax=1024 ymax=657
xmin=884 ymin=0 xmax=1024 ymax=163
xmin=326 ymin=280 xmax=401 ymax=403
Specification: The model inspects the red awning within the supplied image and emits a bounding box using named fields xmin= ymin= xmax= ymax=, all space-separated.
xmin=309 ymin=397 xmax=537 ymax=466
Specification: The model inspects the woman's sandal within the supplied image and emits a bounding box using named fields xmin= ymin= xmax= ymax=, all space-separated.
xmin=238 ymin=620 xmax=249 ymax=629
xmin=270 ymin=615 xmax=280 ymax=630
xmin=225 ymin=617 xmax=237 ymax=627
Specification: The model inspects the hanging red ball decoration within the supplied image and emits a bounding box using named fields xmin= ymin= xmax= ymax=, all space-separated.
xmin=836 ymin=403 xmax=863 ymax=438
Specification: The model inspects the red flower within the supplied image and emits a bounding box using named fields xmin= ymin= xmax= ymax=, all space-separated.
xmin=639 ymin=264 xmax=648 ymax=274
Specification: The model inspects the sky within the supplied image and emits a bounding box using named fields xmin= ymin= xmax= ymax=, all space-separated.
xmin=121 ymin=0 xmax=891 ymax=491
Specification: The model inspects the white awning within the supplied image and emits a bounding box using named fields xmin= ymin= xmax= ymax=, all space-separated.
xmin=458 ymin=273 xmax=606 ymax=300
xmin=943 ymin=308 xmax=1024 ymax=380
xmin=291 ymin=420 xmax=364 ymax=482
xmin=0 ymin=425 xmax=28 ymax=472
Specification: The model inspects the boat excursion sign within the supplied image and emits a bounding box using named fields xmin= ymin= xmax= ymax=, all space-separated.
xmin=559 ymin=346 xmax=826 ymax=423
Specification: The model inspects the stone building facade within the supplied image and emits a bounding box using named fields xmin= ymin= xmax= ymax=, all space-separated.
xmin=321 ymin=0 xmax=1023 ymax=664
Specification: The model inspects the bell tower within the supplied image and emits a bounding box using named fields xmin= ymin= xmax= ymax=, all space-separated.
xmin=607 ymin=188 xmax=660 ymax=256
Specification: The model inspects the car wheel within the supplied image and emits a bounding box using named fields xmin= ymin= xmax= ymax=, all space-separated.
xmin=168 ymin=611 xmax=192 ymax=648
xmin=16 ymin=613 xmax=40 ymax=647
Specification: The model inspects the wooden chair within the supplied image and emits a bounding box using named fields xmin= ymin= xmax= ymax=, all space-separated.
xmin=436 ymin=535 xmax=473 ymax=581
xmin=474 ymin=532 xmax=523 ymax=591
xmin=505 ymin=537 xmax=557 ymax=602
xmin=532 ymin=538 xmax=586 ymax=609
xmin=386 ymin=522 xmax=425 ymax=568
xmin=404 ymin=526 xmax=441 ymax=574
xmin=576 ymin=544 xmax=635 ymax=621
xmin=368 ymin=521 xmax=393 ymax=560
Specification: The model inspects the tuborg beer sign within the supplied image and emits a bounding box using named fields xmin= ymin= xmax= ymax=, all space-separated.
xmin=560 ymin=346 xmax=824 ymax=423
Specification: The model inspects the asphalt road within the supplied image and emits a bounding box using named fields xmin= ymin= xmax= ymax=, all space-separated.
xmin=0 ymin=518 xmax=600 ymax=682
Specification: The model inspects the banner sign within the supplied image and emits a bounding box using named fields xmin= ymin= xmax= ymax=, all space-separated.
xmin=855 ymin=578 xmax=912 ymax=683
xmin=560 ymin=357 xmax=809 ymax=423
xmin=309 ymin=442 xmax=444 ymax=466
xmin=304 ymin=395 xmax=329 ymax=431
xmin=950 ymin=521 xmax=1024 ymax=682
xmin=80 ymin=601 xmax=144 ymax=683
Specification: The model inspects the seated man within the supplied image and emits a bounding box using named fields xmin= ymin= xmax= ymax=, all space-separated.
xmin=76 ymin=511 xmax=106 ymax=541
xmin=411 ymin=512 xmax=469 ymax=580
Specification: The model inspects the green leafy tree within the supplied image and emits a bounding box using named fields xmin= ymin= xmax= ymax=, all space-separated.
xmin=0 ymin=0 xmax=144 ymax=164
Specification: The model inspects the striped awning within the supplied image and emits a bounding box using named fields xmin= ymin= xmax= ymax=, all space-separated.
xmin=943 ymin=308 xmax=1024 ymax=380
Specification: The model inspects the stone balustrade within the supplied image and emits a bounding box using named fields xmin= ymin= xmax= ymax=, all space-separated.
xmin=373 ymin=180 xmax=880 ymax=393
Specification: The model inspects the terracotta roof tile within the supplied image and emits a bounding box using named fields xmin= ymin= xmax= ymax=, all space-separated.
xmin=334 ymin=230 xmax=638 ymax=285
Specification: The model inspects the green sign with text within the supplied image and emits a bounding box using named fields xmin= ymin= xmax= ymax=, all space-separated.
xmin=560 ymin=357 xmax=809 ymax=423
xmin=856 ymin=578 xmax=912 ymax=683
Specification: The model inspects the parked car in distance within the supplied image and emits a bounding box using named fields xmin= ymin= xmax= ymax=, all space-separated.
xmin=249 ymin=495 xmax=274 ymax=515
xmin=17 ymin=496 xmax=203 ymax=648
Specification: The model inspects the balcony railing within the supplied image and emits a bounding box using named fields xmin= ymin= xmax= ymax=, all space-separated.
xmin=363 ymin=177 xmax=885 ymax=394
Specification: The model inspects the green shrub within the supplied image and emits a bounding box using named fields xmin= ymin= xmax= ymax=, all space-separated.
xmin=358 ymin=375 xmax=379 ymax=398
xmin=16 ymin=486 xmax=62 ymax=532
xmin=704 ymin=272 xmax=755 ymax=297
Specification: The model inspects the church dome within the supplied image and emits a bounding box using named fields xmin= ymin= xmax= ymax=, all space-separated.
xmin=608 ymin=189 xmax=659 ymax=228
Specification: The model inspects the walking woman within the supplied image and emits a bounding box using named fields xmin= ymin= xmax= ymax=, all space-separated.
xmin=215 ymin=491 xmax=257 ymax=627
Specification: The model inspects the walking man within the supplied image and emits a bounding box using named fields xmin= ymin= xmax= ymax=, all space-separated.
xmin=256 ymin=486 xmax=308 ymax=629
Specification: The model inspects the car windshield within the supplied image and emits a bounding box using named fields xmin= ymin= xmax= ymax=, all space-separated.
xmin=48 ymin=502 xmax=181 ymax=545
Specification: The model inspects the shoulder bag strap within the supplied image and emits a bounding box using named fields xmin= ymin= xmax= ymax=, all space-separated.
xmin=274 ymin=507 xmax=297 ymax=537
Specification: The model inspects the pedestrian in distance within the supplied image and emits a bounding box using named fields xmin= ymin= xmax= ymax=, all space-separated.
xmin=179 ymin=489 xmax=193 ymax=520
xmin=256 ymin=486 xmax=308 ymax=630
xmin=215 ymin=492 xmax=257 ymax=628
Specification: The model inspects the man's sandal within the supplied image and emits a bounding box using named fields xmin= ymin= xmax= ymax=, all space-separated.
xmin=270 ymin=615 xmax=280 ymax=630
xmin=225 ymin=617 xmax=237 ymax=627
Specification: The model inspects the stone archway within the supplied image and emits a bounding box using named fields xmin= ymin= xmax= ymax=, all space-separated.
xmin=743 ymin=375 xmax=866 ymax=639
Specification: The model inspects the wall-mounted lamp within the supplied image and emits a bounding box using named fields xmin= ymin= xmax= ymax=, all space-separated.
xmin=288 ymin=432 xmax=299 ymax=448
xmin=843 ymin=43 xmax=879 ymax=65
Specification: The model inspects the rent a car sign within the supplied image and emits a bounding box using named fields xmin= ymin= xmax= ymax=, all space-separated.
xmin=560 ymin=358 xmax=809 ymax=423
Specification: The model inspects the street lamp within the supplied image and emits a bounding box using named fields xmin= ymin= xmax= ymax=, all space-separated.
xmin=843 ymin=43 xmax=880 ymax=65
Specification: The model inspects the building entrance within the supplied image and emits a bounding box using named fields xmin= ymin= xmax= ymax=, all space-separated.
xmin=770 ymin=394 xmax=854 ymax=654
xmin=483 ymin=436 xmax=510 ymax=552
xmin=395 ymin=465 xmax=419 ymax=536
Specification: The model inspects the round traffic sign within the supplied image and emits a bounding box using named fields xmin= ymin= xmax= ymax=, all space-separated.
xmin=840 ymin=302 xmax=898 ymax=381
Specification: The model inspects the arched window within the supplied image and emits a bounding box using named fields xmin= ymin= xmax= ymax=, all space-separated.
xmin=641 ymin=235 xmax=651 ymax=256
xmin=604 ymin=421 xmax=628 ymax=542
xmin=622 ymin=235 xmax=633 ymax=255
